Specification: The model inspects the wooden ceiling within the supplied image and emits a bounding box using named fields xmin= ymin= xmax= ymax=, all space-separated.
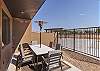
xmin=3 ymin=0 xmax=45 ymax=20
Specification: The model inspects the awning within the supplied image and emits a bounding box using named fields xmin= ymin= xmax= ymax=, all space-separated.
xmin=3 ymin=0 xmax=46 ymax=20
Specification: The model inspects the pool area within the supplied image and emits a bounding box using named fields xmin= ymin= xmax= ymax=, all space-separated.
xmin=59 ymin=37 xmax=100 ymax=58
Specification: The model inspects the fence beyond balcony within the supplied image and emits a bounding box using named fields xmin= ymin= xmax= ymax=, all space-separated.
xmin=57 ymin=27 xmax=100 ymax=58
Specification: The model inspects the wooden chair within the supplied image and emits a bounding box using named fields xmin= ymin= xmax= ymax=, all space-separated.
xmin=55 ymin=44 xmax=61 ymax=50
xmin=48 ymin=42 xmax=53 ymax=48
xmin=16 ymin=44 xmax=35 ymax=70
xmin=22 ymin=43 xmax=33 ymax=58
xmin=22 ymin=43 xmax=42 ymax=66
xmin=42 ymin=50 xmax=63 ymax=71
xmin=22 ymin=43 xmax=31 ymax=51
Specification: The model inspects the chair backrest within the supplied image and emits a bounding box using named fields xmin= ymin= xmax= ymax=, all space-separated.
xmin=48 ymin=42 xmax=53 ymax=48
xmin=55 ymin=44 xmax=61 ymax=50
xmin=22 ymin=43 xmax=32 ymax=56
xmin=48 ymin=50 xmax=62 ymax=65
xmin=22 ymin=43 xmax=30 ymax=48
xmin=22 ymin=43 xmax=31 ymax=51
xmin=18 ymin=45 xmax=23 ymax=60
xmin=19 ymin=44 xmax=30 ymax=59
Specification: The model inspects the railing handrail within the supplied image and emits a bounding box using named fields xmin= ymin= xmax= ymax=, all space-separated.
xmin=56 ymin=26 xmax=100 ymax=58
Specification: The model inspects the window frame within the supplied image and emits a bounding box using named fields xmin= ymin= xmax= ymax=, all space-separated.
xmin=2 ymin=10 xmax=10 ymax=45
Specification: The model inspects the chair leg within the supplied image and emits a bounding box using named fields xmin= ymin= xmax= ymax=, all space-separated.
xmin=16 ymin=56 xmax=19 ymax=71
xmin=59 ymin=62 xmax=63 ymax=71
xmin=33 ymin=60 xmax=35 ymax=67
xmin=41 ymin=61 xmax=44 ymax=71
xmin=61 ymin=65 xmax=63 ymax=71
xmin=47 ymin=65 xmax=50 ymax=71
xmin=16 ymin=65 xmax=18 ymax=71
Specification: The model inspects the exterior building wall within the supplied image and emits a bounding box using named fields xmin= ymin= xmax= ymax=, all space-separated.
xmin=31 ymin=32 xmax=54 ymax=46
xmin=12 ymin=18 xmax=31 ymax=51
xmin=0 ymin=0 xmax=13 ymax=71
xmin=14 ymin=20 xmax=32 ymax=54
xmin=0 ymin=1 xmax=32 ymax=71
xmin=0 ymin=0 xmax=53 ymax=71
xmin=0 ymin=0 xmax=2 ymax=70
xmin=19 ymin=21 xmax=32 ymax=44
xmin=0 ymin=0 xmax=46 ymax=71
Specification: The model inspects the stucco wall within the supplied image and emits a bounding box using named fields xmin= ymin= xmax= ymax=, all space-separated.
xmin=0 ymin=1 xmax=32 ymax=71
xmin=31 ymin=32 xmax=54 ymax=46
xmin=19 ymin=22 xmax=32 ymax=44
xmin=12 ymin=18 xmax=31 ymax=49
xmin=0 ymin=0 xmax=2 ymax=70
xmin=0 ymin=0 xmax=13 ymax=71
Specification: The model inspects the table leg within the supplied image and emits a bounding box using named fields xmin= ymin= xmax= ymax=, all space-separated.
xmin=37 ymin=56 xmax=38 ymax=65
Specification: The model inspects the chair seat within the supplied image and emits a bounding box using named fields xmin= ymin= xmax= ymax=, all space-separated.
xmin=23 ymin=57 xmax=33 ymax=62
xmin=24 ymin=51 xmax=32 ymax=55
xmin=42 ymin=56 xmax=60 ymax=65
xmin=24 ymin=49 xmax=31 ymax=52
xmin=42 ymin=50 xmax=63 ymax=71
xmin=24 ymin=54 xmax=33 ymax=58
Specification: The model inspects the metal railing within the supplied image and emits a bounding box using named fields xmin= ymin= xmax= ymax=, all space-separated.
xmin=58 ymin=27 xmax=100 ymax=58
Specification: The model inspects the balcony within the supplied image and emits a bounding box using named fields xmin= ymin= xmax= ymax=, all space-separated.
xmin=1 ymin=0 xmax=100 ymax=71
xmin=7 ymin=27 xmax=100 ymax=71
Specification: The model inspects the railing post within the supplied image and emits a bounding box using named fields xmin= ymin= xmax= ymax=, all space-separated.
xmin=57 ymin=31 xmax=59 ymax=44
xmin=73 ymin=29 xmax=75 ymax=51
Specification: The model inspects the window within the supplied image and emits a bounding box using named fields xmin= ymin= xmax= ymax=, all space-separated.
xmin=2 ymin=10 xmax=10 ymax=45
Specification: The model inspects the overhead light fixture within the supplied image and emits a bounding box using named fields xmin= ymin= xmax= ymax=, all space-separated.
xmin=20 ymin=11 xmax=24 ymax=14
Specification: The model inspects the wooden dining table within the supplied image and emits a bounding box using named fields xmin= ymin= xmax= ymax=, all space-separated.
xmin=29 ymin=44 xmax=54 ymax=65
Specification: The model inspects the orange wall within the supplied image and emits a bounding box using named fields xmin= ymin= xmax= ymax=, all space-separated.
xmin=0 ymin=0 xmax=2 ymax=70
xmin=0 ymin=1 xmax=32 ymax=71
xmin=14 ymin=21 xmax=32 ymax=54
xmin=0 ymin=1 xmax=54 ymax=70
xmin=0 ymin=0 xmax=13 ymax=71
xmin=31 ymin=32 xmax=54 ymax=46
xmin=19 ymin=21 xmax=32 ymax=44
xmin=12 ymin=18 xmax=31 ymax=49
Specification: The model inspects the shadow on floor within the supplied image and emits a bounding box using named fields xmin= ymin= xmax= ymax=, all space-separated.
xmin=21 ymin=61 xmax=71 ymax=71
xmin=12 ymin=59 xmax=16 ymax=65
xmin=63 ymin=49 xmax=100 ymax=65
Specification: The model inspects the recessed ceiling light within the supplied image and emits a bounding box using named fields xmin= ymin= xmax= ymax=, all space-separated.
xmin=20 ymin=11 xmax=24 ymax=14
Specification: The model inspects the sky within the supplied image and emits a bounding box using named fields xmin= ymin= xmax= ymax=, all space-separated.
xmin=32 ymin=0 xmax=99 ymax=32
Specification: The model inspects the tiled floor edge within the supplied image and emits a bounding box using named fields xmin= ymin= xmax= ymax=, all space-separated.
xmin=63 ymin=47 xmax=100 ymax=61
xmin=61 ymin=59 xmax=82 ymax=71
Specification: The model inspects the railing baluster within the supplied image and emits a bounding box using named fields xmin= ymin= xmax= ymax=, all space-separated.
xmin=57 ymin=27 xmax=100 ymax=58
xmin=81 ymin=29 xmax=83 ymax=52
xmin=66 ymin=32 xmax=67 ymax=48
xmin=94 ymin=28 xmax=95 ymax=56
xmin=73 ymin=29 xmax=75 ymax=51
xmin=89 ymin=28 xmax=91 ymax=55
xmin=87 ymin=28 xmax=88 ymax=54
xmin=97 ymin=27 xmax=99 ymax=58
xmin=92 ymin=28 xmax=93 ymax=56
xmin=96 ymin=28 xmax=97 ymax=57
xmin=98 ymin=27 xmax=100 ymax=58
